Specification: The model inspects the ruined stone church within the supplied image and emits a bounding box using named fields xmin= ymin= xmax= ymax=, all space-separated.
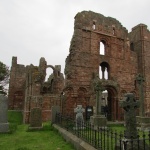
xmin=8 ymin=11 xmax=150 ymax=123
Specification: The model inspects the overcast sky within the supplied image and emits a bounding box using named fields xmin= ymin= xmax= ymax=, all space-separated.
xmin=0 ymin=0 xmax=150 ymax=76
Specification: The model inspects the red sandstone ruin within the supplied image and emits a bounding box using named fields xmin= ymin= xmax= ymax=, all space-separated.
xmin=8 ymin=11 xmax=150 ymax=123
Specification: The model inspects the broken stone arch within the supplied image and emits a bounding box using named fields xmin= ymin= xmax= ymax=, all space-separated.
xmin=46 ymin=65 xmax=57 ymax=77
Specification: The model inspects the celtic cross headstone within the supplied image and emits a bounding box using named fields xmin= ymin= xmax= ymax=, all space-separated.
xmin=116 ymin=93 xmax=149 ymax=150
xmin=74 ymin=105 xmax=85 ymax=129
xmin=120 ymin=93 xmax=139 ymax=139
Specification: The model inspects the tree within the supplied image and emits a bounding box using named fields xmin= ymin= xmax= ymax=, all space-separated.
xmin=0 ymin=61 xmax=9 ymax=95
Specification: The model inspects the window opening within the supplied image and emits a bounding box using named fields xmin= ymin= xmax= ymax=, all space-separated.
xmin=104 ymin=68 xmax=108 ymax=79
xmin=100 ymin=41 xmax=105 ymax=55
xmin=45 ymin=68 xmax=53 ymax=81
xmin=92 ymin=22 xmax=96 ymax=30
xmin=99 ymin=62 xmax=109 ymax=80
xmin=113 ymin=28 xmax=115 ymax=35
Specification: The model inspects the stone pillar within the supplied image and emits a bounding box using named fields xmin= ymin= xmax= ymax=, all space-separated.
xmin=136 ymin=74 xmax=145 ymax=116
xmin=90 ymin=82 xmax=107 ymax=128
xmin=136 ymin=74 xmax=150 ymax=130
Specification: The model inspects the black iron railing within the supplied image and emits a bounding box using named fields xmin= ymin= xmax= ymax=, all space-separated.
xmin=55 ymin=113 xmax=150 ymax=150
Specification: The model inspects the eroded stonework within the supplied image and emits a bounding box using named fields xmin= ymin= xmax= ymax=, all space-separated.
xmin=63 ymin=11 xmax=150 ymax=121
xmin=8 ymin=11 xmax=150 ymax=122
xmin=8 ymin=57 xmax=64 ymax=123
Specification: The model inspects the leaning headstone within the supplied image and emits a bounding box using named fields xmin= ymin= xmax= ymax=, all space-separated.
xmin=51 ymin=106 xmax=60 ymax=124
xmin=115 ymin=93 xmax=149 ymax=150
xmin=74 ymin=105 xmax=85 ymax=129
xmin=29 ymin=107 xmax=42 ymax=130
xmin=0 ymin=94 xmax=9 ymax=133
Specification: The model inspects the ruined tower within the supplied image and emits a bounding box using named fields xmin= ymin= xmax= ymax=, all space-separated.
xmin=63 ymin=11 xmax=150 ymax=121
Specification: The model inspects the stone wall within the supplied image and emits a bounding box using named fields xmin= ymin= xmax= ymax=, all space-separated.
xmin=8 ymin=57 xmax=64 ymax=123
xmin=8 ymin=11 xmax=150 ymax=122
xmin=63 ymin=11 xmax=150 ymax=120
xmin=8 ymin=57 xmax=26 ymax=110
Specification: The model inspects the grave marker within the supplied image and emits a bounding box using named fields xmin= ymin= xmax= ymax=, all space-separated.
xmin=29 ymin=107 xmax=42 ymax=129
xmin=120 ymin=93 xmax=139 ymax=139
xmin=115 ymin=93 xmax=149 ymax=150
xmin=0 ymin=94 xmax=9 ymax=133
xmin=74 ymin=105 xmax=85 ymax=129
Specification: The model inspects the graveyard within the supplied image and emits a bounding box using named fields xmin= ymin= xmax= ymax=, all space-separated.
xmin=0 ymin=110 xmax=75 ymax=150
xmin=1 ymin=10 xmax=150 ymax=150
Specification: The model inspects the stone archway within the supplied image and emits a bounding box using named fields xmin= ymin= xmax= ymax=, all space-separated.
xmin=105 ymin=86 xmax=118 ymax=121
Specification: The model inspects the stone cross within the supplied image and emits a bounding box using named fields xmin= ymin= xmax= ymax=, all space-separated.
xmin=94 ymin=83 xmax=105 ymax=115
xmin=120 ymin=93 xmax=139 ymax=139
xmin=136 ymin=74 xmax=145 ymax=116
xmin=74 ymin=105 xmax=85 ymax=128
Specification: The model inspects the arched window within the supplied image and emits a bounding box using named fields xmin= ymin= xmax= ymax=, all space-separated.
xmin=99 ymin=62 xmax=109 ymax=80
xmin=100 ymin=41 xmax=106 ymax=55
xmin=92 ymin=21 xmax=96 ymax=30
xmin=45 ymin=68 xmax=53 ymax=81
xmin=113 ymin=28 xmax=115 ymax=35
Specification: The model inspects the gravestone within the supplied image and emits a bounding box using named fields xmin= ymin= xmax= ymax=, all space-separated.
xmin=115 ymin=93 xmax=149 ymax=150
xmin=120 ymin=93 xmax=139 ymax=139
xmin=29 ymin=107 xmax=42 ymax=129
xmin=90 ymin=82 xmax=107 ymax=128
xmin=0 ymin=94 xmax=9 ymax=133
xmin=51 ymin=106 xmax=60 ymax=124
xmin=74 ymin=105 xmax=85 ymax=129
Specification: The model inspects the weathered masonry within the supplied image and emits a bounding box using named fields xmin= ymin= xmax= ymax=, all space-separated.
xmin=63 ymin=11 xmax=150 ymax=121
xmin=8 ymin=57 xmax=64 ymax=123
xmin=8 ymin=11 xmax=150 ymax=122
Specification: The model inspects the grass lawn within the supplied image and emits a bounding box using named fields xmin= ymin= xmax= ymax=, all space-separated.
xmin=0 ymin=111 xmax=75 ymax=150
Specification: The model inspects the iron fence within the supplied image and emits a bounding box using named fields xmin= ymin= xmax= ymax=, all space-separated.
xmin=55 ymin=113 xmax=150 ymax=150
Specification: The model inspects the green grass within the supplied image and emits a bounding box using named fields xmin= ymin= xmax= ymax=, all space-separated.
xmin=0 ymin=111 xmax=75 ymax=150
xmin=8 ymin=110 xmax=23 ymax=125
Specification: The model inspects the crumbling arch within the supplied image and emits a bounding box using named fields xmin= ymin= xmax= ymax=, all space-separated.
xmin=46 ymin=65 xmax=58 ymax=77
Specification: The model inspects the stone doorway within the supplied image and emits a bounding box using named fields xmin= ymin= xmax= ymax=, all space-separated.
xmin=105 ymin=87 xmax=118 ymax=121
